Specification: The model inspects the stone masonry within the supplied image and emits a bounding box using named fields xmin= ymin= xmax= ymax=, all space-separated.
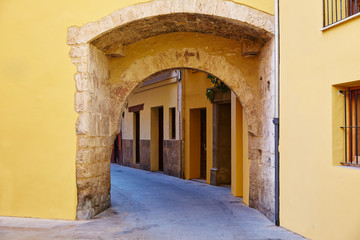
xmin=67 ymin=0 xmax=275 ymax=221
xmin=71 ymin=44 xmax=113 ymax=219
xmin=250 ymin=38 xmax=276 ymax=221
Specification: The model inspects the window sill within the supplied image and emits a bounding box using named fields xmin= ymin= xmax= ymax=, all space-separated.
xmin=321 ymin=12 xmax=360 ymax=31
xmin=340 ymin=162 xmax=360 ymax=168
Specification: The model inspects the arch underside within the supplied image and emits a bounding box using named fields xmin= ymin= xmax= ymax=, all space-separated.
xmin=91 ymin=13 xmax=271 ymax=52
xmin=68 ymin=0 xmax=275 ymax=221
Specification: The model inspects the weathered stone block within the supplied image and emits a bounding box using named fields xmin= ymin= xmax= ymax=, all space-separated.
xmin=76 ymin=112 xmax=91 ymax=135
xmin=99 ymin=116 xmax=110 ymax=136
xmin=78 ymin=22 xmax=101 ymax=44
xmin=75 ymin=92 xmax=92 ymax=113
xmin=76 ymin=164 xmax=94 ymax=179
xmin=242 ymin=39 xmax=262 ymax=56
xmin=98 ymin=15 xmax=115 ymax=34
xmin=78 ymin=136 xmax=96 ymax=148
xmin=67 ymin=26 xmax=80 ymax=45
xmin=77 ymin=148 xmax=96 ymax=165
xmin=75 ymin=73 xmax=93 ymax=92
xmin=69 ymin=44 xmax=88 ymax=58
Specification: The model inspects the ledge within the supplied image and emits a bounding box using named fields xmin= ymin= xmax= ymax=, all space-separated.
xmin=321 ymin=12 xmax=360 ymax=31
xmin=340 ymin=162 xmax=360 ymax=168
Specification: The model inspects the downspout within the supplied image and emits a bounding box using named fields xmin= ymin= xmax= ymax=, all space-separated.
xmin=273 ymin=0 xmax=280 ymax=226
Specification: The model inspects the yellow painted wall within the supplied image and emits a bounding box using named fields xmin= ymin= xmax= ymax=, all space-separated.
xmin=122 ymin=75 xmax=179 ymax=168
xmin=122 ymin=77 xmax=179 ymax=141
xmin=242 ymin=110 xmax=249 ymax=205
xmin=228 ymin=95 xmax=250 ymax=204
xmin=0 ymin=0 xmax=153 ymax=220
xmin=230 ymin=92 xmax=250 ymax=204
xmin=231 ymin=0 xmax=274 ymax=14
xmin=183 ymin=70 xmax=214 ymax=183
xmin=0 ymin=0 xmax=271 ymax=219
xmin=280 ymin=0 xmax=360 ymax=239
xmin=183 ymin=70 xmax=250 ymax=201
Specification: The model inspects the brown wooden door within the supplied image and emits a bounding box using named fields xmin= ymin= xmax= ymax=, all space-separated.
xmin=200 ymin=109 xmax=207 ymax=179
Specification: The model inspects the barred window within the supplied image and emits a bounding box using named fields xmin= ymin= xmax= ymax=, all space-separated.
xmin=340 ymin=89 xmax=360 ymax=166
xmin=324 ymin=0 xmax=360 ymax=27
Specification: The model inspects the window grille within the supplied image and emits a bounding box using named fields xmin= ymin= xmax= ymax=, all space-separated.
xmin=340 ymin=89 xmax=360 ymax=166
xmin=323 ymin=0 xmax=360 ymax=27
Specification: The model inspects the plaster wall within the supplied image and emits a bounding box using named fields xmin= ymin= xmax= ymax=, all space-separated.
xmin=0 ymin=0 xmax=274 ymax=220
xmin=231 ymin=92 xmax=250 ymax=203
xmin=122 ymin=78 xmax=179 ymax=140
xmin=183 ymin=70 xmax=213 ymax=182
xmin=280 ymin=0 xmax=360 ymax=239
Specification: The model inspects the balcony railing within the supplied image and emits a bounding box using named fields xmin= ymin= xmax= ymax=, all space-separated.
xmin=323 ymin=0 xmax=360 ymax=27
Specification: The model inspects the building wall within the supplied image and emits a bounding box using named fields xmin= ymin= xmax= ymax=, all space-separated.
xmin=280 ymin=0 xmax=360 ymax=239
xmin=121 ymin=75 xmax=180 ymax=175
xmin=183 ymin=70 xmax=213 ymax=182
xmin=0 ymin=0 xmax=273 ymax=219
xmin=231 ymin=92 xmax=250 ymax=204
xmin=183 ymin=70 xmax=251 ymax=204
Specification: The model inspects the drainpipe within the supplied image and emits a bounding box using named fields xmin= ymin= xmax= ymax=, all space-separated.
xmin=273 ymin=0 xmax=280 ymax=226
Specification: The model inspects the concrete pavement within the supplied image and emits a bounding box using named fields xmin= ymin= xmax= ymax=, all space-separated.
xmin=0 ymin=164 xmax=305 ymax=240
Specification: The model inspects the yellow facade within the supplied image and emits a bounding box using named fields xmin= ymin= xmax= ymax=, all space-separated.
xmin=121 ymin=69 xmax=250 ymax=202
xmin=0 ymin=0 xmax=156 ymax=220
xmin=3 ymin=0 xmax=359 ymax=238
xmin=280 ymin=0 xmax=360 ymax=239
xmin=231 ymin=93 xmax=249 ymax=203
xmin=122 ymin=75 xmax=179 ymax=141
xmin=121 ymin=71 xmax=180 ymax=171
xmin=182 ymin=70 xmax=249 ymax=201
xmin=0 ymin=0 xmax=271 ymax=220
xmin=183 ymin=70 xmax=213 ymax=182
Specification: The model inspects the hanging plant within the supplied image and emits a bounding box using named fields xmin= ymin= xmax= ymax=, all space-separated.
xmin=206 ymin=74 xmax=230 ymax=103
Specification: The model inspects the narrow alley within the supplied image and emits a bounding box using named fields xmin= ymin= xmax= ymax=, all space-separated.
xmin=0 ymin=164 xmax=304 ymax=240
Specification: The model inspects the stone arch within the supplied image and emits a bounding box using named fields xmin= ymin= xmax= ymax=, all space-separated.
xmin=67 ymin=0 xmax=273 ymax=46
xmin=110 ymin=48 xmax=258 ymax=137
xmin=68 ymin=0 xmax=275 ymax=220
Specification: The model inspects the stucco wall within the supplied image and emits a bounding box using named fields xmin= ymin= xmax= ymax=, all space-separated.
xmin=0 ymin=0 xmax=273 ymax=220
xmin=183 ymin=70 xmax=213 ymax=182
xmin=122 ymin=78 xmax=179 ymax=140
xmin=0 ymin=0 xmax=157 ymax=220
xmin=280 ymin=0 xmax=360 ymax=239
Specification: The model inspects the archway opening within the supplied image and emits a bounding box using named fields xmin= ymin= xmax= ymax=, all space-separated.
xmin=68 ymin=0 xmax=275 ymax=221
xmin=111 ymin=68 xmax=249 ymax=200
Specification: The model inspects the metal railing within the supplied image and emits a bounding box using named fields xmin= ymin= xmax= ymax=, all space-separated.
xmin=340 ymin=89 xmax=360 ymax=166
xmin=324 ymin=0 xmax=360 ymax=27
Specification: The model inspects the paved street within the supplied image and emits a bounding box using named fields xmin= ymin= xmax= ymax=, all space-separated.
xmin=0 ymin=164 xmax=305 ymax=240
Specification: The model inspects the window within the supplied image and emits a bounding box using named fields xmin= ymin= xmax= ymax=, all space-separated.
xmin=323 ymin=0 xmax=360 ymax=27
xmin=340 ymin=89 xmax=360 ymax=166
xmin=169 ymin=107 xmax=176 ymax=139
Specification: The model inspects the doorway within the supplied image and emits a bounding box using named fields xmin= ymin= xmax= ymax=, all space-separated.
xmin=211 ymin=102 xmax=232 ymax=186
xmin=200 ymin=109 xmax=207 ymax=179
xmin=150 ymin=106 xmax=164 ymax=171
xmin=134 ymin=111 xmax=140 ymax=164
